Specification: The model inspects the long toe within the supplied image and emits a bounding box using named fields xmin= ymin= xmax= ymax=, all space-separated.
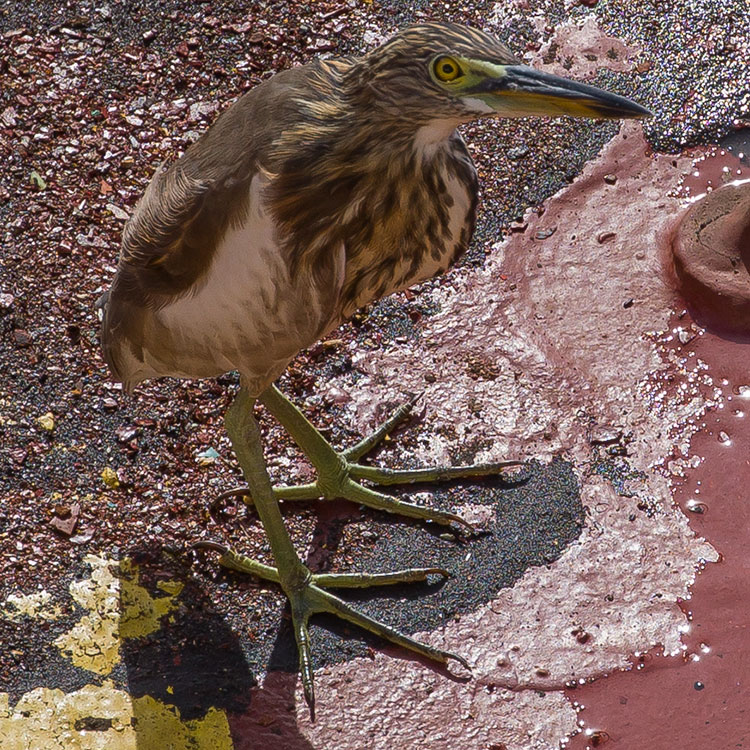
xmin=196 ymin=540 xmax=470 ymax=713
xmin=302 ymin=581 xmax=471 ymax=670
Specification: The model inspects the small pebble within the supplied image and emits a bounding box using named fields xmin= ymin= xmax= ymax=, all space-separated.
xmin=12 ymin=329 xmax=32 ymax=347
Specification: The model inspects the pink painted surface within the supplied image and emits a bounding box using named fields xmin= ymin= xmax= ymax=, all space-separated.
xmin=568 ymin=154 xmax=750 ymax=750
xmin=533 ymin=15 xmax=642 ymax=79
xmin=566 ymin=153 xmax=750 ymax=748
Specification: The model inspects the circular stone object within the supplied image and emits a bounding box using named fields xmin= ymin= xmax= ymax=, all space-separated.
xmin=672 ymin=181 xmax=750 ymax=339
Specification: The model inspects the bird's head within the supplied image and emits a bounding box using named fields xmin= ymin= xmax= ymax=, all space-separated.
xmin=357 ymin=22 xmax=651 ymax=125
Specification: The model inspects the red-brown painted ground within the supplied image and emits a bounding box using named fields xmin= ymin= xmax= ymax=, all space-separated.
xmin=567 ymin=325 xmax=750 ymax=750
xmin=567 ymin=150 xmax=750 ymax=749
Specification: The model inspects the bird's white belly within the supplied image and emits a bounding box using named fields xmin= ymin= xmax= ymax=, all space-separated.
xmin=145 ymin=184 xmax=340 ymax=393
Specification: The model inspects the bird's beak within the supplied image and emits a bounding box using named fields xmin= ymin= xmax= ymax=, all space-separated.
xmin=473 ymin=64 xmax=652 ymax=120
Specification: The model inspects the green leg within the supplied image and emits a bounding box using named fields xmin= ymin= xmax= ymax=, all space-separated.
xmin=220 ymin=387 xmax=468 ymax=718
xmin=253 ymin=384 xmax=521 ymax=527
xmin=217 ymin=385 xmax=520 ymax=516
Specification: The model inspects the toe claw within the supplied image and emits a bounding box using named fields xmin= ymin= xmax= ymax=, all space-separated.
xmin=304 ymin=687 xmax=315 ymax=722
xmin=443 ymin=511 xmax=474 ymax=533
xmin=427 ymin=567 xmax=451 ymax=578
xmin=293 ymin=609 xmax=316 ymax=719
xmin=406 ymin=390 xmax=425 ymax=410
xmin=212 ymin=486 xmax=252 ymax=504
xmin=190 ymin=539 xmax=230 ymax=555
xmin=447 ymin=651 xmax=472 ymax=672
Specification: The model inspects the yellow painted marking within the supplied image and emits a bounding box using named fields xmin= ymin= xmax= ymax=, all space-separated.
xmin=0 ymin=682 xmax=233 ymax=750
xmin=54 ymin=555 xmax=182 ymax=675
xmin=118 ymin=557 xmax=183 ymax=640
xmin=36 ymin=412 xmax=55 ymax=431
xmin=2 ymin=591 xmax=62 ymax=622
xmin=0 ymin=557 xmax=229 ymax=749
xmin=156 ymin=579 xmax=183 ymax=596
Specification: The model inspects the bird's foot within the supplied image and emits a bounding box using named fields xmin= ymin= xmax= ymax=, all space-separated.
xmin=219 ymin=392 xmax=523 ymax=530
xmin=193 ymin=541 xmax=469 ymax=718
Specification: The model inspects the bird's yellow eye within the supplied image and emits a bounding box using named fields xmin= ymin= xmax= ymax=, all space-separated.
xmin=433 ymin=56 xmax=463 ymax=82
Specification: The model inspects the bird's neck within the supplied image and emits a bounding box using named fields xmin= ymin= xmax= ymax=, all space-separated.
xmin=411 ymin=118 xmax=463 ymax=155
xmin=268 ymin=63 xmax=471 ymax=312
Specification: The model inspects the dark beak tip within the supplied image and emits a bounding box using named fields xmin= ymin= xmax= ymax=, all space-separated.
xmin=627 ymin=102 xmax=654 ymax=119
xmin=596 ymin=93 xmax=653 ymax=120
xmin=596 ymin=100 xmax=653 ymax=120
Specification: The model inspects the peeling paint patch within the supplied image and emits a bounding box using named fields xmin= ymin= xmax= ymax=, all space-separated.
xmin=0 ymin=681 xmax=232 ymax=750
xmin=1 ymin=590 xmax=63 ymax=622
xmin=532 ymin=15 xmax=643 ymax=78
xmin=54 ymin=555 xmax=183 ymax=675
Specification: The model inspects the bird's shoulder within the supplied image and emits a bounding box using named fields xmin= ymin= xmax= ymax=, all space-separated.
xmin=117 ymin=60 xmax=348 ymax=302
